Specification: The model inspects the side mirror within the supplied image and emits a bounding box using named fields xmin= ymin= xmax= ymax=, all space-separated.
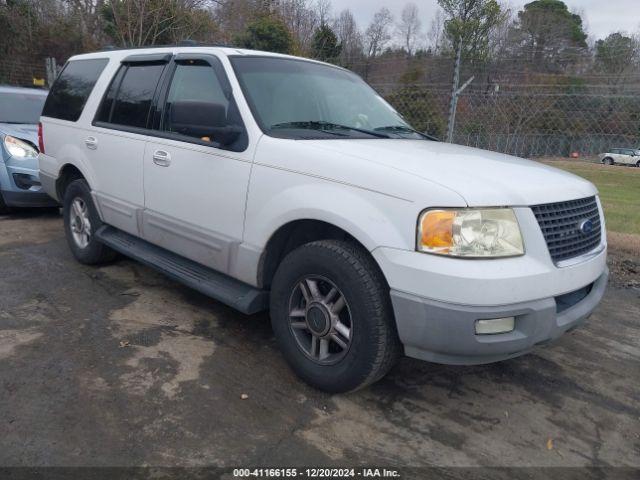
xmin=169 ymin=101 xmax=242 ymax=146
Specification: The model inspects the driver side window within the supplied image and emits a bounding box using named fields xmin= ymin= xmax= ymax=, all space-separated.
xmin=162 ymin=60 xmax=245 ymax=151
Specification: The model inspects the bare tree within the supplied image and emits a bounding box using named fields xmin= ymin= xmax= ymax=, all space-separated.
xmin=397 ymin=2 xmax=422 ymax=56
xmin=364 ymin=7 xmax=394 ymax=58
xmin=427 ymin=8 xmax=447 ymax=54
xmin=277 ymin=0 xmax=321 ymax=53
xmin=333 ymin=8 xmax=362 ymax=66
xmin=103 ymin=0 xmax=217 ymax=47
xmin=316 ymin=0 xmax=331 ymax=26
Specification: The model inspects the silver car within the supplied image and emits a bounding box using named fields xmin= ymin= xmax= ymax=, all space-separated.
xmin=0 ymin=85 xmax=58 ymax=213
xmin=600 ymin=148 xmax=640 ymax=167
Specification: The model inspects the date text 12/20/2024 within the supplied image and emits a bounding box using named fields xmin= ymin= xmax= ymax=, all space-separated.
xmin=233 ymin=468 xmax=401 ymax=478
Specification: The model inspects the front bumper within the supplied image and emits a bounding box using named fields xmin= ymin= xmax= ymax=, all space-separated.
xmin=1 ymin=154 xmax=59 ymax=208
xmin=1 ymin=189 xmax=58 ymax=208
xmin=373 ymin=203 xmax=608 ymax=365
xmin=390 ymin=268 xmax=608 ymax=364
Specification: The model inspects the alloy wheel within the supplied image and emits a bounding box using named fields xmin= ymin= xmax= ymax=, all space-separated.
xmin=288 ymin=275 xmax=353 ymax=365
xmin=69 ymin=197 xmax=92 ymax=249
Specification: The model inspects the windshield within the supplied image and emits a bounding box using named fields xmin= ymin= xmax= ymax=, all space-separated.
xmin=0 ymin=91 xmax=46 ymax=124
xmin=231 ymin=56 xmax=424 ymax=140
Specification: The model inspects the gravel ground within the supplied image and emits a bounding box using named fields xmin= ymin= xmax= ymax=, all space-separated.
xmin=0 ymin=210 xmax=638 ymax=477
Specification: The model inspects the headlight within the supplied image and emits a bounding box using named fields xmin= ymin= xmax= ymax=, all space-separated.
xmin=3 ymin=135 xmax=38 ymax=159
xmin=417 ymin=208 xmax=524 ymax=258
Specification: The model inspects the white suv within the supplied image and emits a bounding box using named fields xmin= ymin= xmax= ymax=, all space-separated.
xmin=39 ymin=47 xmax=608 ymax=392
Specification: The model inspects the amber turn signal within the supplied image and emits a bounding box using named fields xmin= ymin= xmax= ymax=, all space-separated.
xmin=419 ymin=210 xmax=455 ymax=252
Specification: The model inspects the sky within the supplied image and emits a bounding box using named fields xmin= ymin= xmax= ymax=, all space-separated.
xmin=330 ymin=0 xmax=640 ymax=43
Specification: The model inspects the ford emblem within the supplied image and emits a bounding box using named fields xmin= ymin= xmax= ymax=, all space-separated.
xmin=579 ymin=219 xmax=594 ymax=235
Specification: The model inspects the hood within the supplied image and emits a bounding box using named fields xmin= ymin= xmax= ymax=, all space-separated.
xmin=307 ymin=139 xmax=597 ymax=206
xmin=0 ymin=123 xmax=38 ymax=148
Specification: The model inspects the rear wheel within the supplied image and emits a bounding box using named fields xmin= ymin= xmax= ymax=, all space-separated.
xmin=604 ymin=157 xmax=614 ymax=165
xmin=636 ymin=160 xmax=640 ymax=167
xmin=63 ymin=179 xmax=117 ymax=265
xmin=270 ymin=239 xmax=401 ymax=393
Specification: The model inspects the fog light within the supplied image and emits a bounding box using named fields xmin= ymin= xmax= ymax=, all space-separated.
xmin=13 ymin=173 xmax=40 ymax=190
xmin=475 ymin=317 xmax=515 ymax=335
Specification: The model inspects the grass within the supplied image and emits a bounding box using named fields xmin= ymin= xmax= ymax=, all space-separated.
xmin=540 ymin=160 xmax=640 ymax=236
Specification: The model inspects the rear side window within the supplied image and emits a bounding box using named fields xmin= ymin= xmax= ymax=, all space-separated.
xmin=42 ymin=59 xmax=108 ymax=121
xmin=97 ymin=63 xmax=165 ymax=129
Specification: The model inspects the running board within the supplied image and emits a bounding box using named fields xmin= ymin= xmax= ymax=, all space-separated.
xmin=95 ymin=226 xmax=268 ymax=315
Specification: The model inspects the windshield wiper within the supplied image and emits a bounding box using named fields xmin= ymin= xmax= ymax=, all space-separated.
xmin=271 ymin=121 xmax=390 ymax=138
xmin=375 ymin=125 xmax=439 ymax=141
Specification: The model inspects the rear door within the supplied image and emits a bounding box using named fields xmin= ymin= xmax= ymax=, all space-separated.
xmin=610 ymin=149 xmax=620 ymax=163
xmin=90 ymin=54 xmax=170 ymax=235
xmin=142 ymin=54 xmax=252 ymax=274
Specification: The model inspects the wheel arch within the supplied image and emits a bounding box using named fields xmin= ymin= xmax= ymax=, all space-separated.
xmin=56 ymin=163 xmax=89 ymax=201
xmin=258 ymin=218 xmax=382 ymax=289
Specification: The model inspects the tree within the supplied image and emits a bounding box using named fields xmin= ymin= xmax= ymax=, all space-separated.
xmin=236 ymin=15 xmax=293 ymax=54
xmin=595 ymin=32 xmax=639 ymax=76
xmin=100 ymin=0 xmax=217 ymax=47
xmin=427 ymin=9 xmax=447 ymax=54
xmin=276 ymin=0 xmax=322 ymax=54
xmin=364 ymin=7 xmax=394 ymax=58
xmin=437 ymin=0 xmax=507 ymax=63
xmin=333 ymin=9 xmax=362 ymax=67
xmin=397 ymin=3 xmax=422 ymax=57
xmin=508 ymin=0 xmax=588 ymax=72
xmin=311 ymin=23 xmax=341 ymax=62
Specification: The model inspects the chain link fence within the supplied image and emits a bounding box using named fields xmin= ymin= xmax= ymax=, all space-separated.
xmin=0 ymin=58 xmax=50 ymax=88
xmin=377 ymin=82 xmax=640 ymax=158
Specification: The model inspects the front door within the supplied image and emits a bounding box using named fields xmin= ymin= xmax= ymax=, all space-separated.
xmin=621 ymin=149 xmax=635 ymax=165
xmin=142 ymin=55 xmax=253 ymax=274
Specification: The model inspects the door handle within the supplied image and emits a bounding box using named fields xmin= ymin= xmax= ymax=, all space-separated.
xmin=152 ymin=150 xmax=171 ymax=167
xmin=85 ymin=136 xmax=98 ymax=150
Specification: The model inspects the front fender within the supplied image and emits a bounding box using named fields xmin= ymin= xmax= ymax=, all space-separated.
xmin=243 ymin=164 xmax=415 ymax=253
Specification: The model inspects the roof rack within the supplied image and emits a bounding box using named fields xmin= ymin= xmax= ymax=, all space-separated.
xmin=99 ymin=40 xmax=235 ymax=52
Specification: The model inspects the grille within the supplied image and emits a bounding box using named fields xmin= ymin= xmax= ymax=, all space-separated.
xmin=531 ymin=196 xmax=602 ymax=263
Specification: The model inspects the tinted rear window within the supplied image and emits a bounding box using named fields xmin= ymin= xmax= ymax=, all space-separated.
xmin=109 ymin=64 xmax=165 ymax=128
xmin=0 ymin=92 xmax=46 ymax=124
xmin=95 ymin=66 xmax=126 ymax=123
xmin=42 ymin=59 xmax=108 ymax=121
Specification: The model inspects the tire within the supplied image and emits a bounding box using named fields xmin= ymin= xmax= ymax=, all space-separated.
xmin=603 ymin=157 xmax=614 ymax=166
xmin=636 ymin=160 xmax=640 ymax=168
xmin=270 ymin=239 xmax=401 ymax=393
xmin=63 ymin=179 xmax=117 ymax=265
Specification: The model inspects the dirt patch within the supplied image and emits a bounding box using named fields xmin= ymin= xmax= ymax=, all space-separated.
xmin=606 ymin=233 xmax=640 ymax=289
xmin=0 ymin=328 xmax=43 ymax=360
xmin=608 ymin=232 xmax=640 ymax=256
xmin=0 ymin=210 xmax=62 ymax=248
xmin=608 ymin=249 xmax=640 ymax=289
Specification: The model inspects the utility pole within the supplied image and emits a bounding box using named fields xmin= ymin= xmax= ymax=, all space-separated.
xmin=45 ymin=58 xmax=58 ymax=88
xmin=446 ymin=39 xmax=474 ymax=143
xmin=446 ymin=39 xmax=462 ymax=143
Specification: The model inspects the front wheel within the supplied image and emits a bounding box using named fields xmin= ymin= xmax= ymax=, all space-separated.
xmin=63 ymin=179 xmax=117 ymax=265
xmin=270 ymin=240 xmax=401 ymax=393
